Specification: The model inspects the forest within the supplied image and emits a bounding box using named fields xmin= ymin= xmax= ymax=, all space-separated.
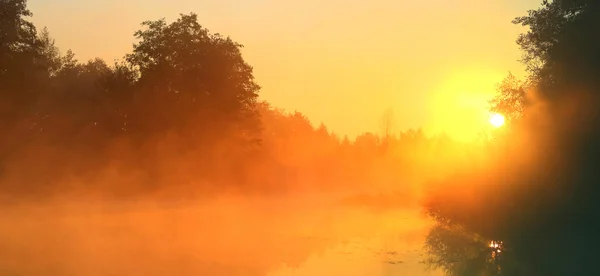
xmin=0 ymin=1 xmax=485 ymax=201
xmin=2 ymin=0 xmax=600 ymax=275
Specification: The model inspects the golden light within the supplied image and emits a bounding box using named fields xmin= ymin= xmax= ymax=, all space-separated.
xmin=427 ymin=69 xmax=505 ymax=141
xmin=489 ymin=113 xmax=505 ymax=128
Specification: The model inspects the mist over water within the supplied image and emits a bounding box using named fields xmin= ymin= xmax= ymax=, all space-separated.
xmin=0 ymin=192 xmax=440 ymax=276
xmin=6 ymin=0 xmax=577 ymax=275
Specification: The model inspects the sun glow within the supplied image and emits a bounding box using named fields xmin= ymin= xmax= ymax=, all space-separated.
xmin=427 ymin=69 xmax=505 ymax=141
xmin=489 ymin=113 xmax=505 ymax=128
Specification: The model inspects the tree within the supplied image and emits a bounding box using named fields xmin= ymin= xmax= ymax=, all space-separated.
xmin=0 ymin=0 xmax=65 ymax=174
xmin=379 ymin=107 xmax=396 ymax=140
xmin=42 ymin=57 xmax=115 ymax=144
xmin=0 ymin=0 xmax=57 ymax=126
xmin=425 ymin=1 xmax=600 ymax=275
xmin=0 ymin=0 xmax=37 ymax=80
xmin=125 ymin=13 xmax=261 ymax=142
xmin=96 ymin=61 xmax=138 ymax=135
xmin=489 ymin=73 xmax=527 ymax=124
xmin=513 ymin=0 xmax=600 ymax=95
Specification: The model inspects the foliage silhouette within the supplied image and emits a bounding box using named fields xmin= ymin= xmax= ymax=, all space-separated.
xmin=0 ymin=1 xmax=483 ymax=200
xmin=125 ymin=13 xmax=261 ymax=141
xmin=424 ymin=1 xmax=600 ymax=275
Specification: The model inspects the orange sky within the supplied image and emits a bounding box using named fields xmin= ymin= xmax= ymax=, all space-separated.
xmin=28 ymin=0 xmax=540 ymax=141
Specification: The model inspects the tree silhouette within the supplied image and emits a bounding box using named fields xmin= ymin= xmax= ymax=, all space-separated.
xmin=0 ymin=0 xmax=57 ymax=127
xmin=514 ymin=0 xmax=600 ymax=95
xmin=489 ymin=73 xmax=527 ymax=125
xmin=379 ymin=107 xmax=396 ymax=140
xmin=125 ymin=13 xmax=261 ymax=143
xmin=0 ymin=0 xmax=64 ymax=176
xmin=424 ymin=1 xmax=600 ymax=275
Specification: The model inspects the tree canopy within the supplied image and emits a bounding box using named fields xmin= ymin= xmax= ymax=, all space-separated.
xmin=0 ymin=1 xmax=475 ymax=201
xmin=125 ymin=13 xmax=260 ymax=139
xmin=425 ymin=1 xmax=600 ymax=275
xmin=7 ymin=1 xmax=600 ymax=274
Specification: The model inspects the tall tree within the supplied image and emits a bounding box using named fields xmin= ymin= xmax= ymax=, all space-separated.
xmin=513 ymin=0 xmax=600 ymax=95
xmin=425 ymin=1 xmax=600 ymax=275
xmin=0 ymin=0 xmax=64 ymax=174
xmin=0 ymin=0 xmax=56 ymax=125
xmin=125 ymin=13 xmax=261 ymax=142
xmin=379 ymin=107 xmax=396 ymax=139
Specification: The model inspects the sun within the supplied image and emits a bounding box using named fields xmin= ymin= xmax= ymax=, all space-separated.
xmin=489 ymin=113 xmax=505 ymax=128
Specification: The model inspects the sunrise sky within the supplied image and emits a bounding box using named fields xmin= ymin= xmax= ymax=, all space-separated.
xmin=28 ymin=0 xmax=540 ymax=141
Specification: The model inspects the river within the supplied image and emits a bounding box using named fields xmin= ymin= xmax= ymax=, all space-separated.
xmin=0 ymin=192 xmax=442 ymax=275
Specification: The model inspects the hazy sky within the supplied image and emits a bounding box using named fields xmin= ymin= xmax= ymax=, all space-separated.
xmin=28 ymin=0 xmax=541 ymax=140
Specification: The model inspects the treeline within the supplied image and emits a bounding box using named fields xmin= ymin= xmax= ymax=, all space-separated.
xmin=424 ymin=1 xmax=600 ymax=275
xmin=0 ymin=1 xmax=477 ymax=199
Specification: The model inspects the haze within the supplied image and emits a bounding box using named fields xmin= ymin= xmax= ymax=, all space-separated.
xmin=5 ymin=0 xmax=593 ymax=276
xmin=28 ymin=0 xmax=539 ymax=140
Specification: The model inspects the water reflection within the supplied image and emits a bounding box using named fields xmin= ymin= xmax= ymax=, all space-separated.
xmin=424 ymin=223 xmax=510 ymax=276
xmin=0 ymin=193 xmax=441 ymax=275
xmin=269 ymin=217 xmax=442 ymax=276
